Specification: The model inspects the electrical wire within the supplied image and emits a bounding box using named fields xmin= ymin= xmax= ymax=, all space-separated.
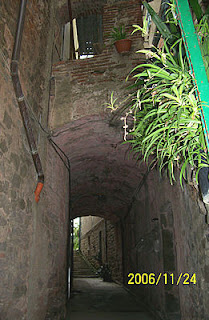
xmin=49 ymin=139 xmax=70 ymax=171
xmin=24 ymin=99 xmax=71 ymax=171
xmin=48 ymin=138 xmax=70 ymax=171
xmin=0 ymin=48 xmax=71 ymax=172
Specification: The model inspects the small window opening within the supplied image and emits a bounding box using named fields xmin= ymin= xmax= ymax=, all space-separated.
xmin=76 ymin=14 xmax=103 ymax=59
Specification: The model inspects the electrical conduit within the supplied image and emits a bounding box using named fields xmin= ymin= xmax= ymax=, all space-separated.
xmin=11 ymin=0 xmax=44 ymax=202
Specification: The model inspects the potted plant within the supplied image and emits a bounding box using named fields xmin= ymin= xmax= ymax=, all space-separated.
xmin=110 ymin=25 xmax=132 ymax=53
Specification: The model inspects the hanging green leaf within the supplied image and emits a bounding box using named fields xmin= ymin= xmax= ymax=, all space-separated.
xmin=107 ymin=0 xmax=209 ymax=188
xmin=142 ymin=0 xmax=174 ymax=43
xmin=189 ymin=0 xmax=203 ymax=22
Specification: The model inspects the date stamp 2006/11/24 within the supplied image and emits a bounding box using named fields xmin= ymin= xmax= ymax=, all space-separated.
xmin=128 ymin=273 xmax=197 ymax=286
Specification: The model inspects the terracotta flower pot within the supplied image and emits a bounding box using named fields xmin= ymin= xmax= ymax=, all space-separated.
xmin=114 ymin=39 xmax=132 ymax=53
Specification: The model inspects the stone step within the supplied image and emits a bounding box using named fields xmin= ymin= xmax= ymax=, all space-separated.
xmin=73 ymin=276 xmax=98 ymax=278
xmin=73 ymin=267 xmax=97 ymax=273
xmin=73 ymin=250 xmax=98 ymax=278
xmin=74 ymin=271 xmax=96 ymax=275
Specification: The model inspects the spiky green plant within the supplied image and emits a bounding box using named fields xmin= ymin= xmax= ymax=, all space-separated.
xmin=109 ymin=25 xmax=128 ymax=44
xmin=142 ymin=0 xmax=175 ymax=44
xmin=140 ymin=0 xmax=209 ymax=77
xmin=107 ymin=0 xmax=209 ymax=186
xmin=126 ymin=40 xmax=209 ymax=185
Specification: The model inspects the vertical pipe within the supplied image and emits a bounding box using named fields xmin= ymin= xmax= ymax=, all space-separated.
xmin=11 ymin=0 xmax=44 ymax=202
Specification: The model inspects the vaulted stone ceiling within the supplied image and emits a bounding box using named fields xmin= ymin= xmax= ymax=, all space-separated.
xmin=53 ymin=114 xmax=147 ymax=222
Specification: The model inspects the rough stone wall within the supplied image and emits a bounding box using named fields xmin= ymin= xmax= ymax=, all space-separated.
xmin=173 ymin=181 xmax=206 ymax=320
xmin=49 ymin=0 xmax=143 ymax=130
xmin=80 ymin=217 xmax=123 ymax=282
xmin=0 ymin=1 xmax=70 ymax=319
xmin=81 ymin=218 xmax=106 ymax=267
xmin=123 ymin=168 xmax=208 ymax=320
xmin=80 ymin=216 xmax=103 ymax=236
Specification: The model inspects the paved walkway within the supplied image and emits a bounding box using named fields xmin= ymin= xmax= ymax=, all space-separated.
xmin=66 ymin=277 xmax=155 ymax=320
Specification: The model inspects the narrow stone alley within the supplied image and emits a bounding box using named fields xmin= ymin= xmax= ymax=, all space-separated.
xmin=67 ymin=278 xmax=155 ymax=320
xmin=1 ymin=0 xmax=209 ymax=319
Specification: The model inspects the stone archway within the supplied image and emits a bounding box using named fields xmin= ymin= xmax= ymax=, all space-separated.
xmin=53 ymin=113 xmax=147 ymax=222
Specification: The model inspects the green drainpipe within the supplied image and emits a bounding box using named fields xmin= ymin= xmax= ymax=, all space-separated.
xmin=175 ymin=0 xmax=209 ymax=149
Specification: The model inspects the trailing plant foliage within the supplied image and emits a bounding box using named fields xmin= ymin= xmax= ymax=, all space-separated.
xmin=126 ymin=40 xmax=209 ymax=185
xmin=141 ymin=0 xmax=209 ymax=78
xmin=107 ymin=0 xmax=209 ymax=186
xmin=142 ymin=0 xmax=175 ymax=44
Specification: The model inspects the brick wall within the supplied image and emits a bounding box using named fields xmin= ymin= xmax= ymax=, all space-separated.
xmin=81 ymin=218 xmax=106 ymax=267
xmin=71 ymin=0 xmax=105 ymax=18
xmin=49 ymin=0 xmax=144 ymax=129
xmin=81 ymin=216 xmax=103 ymax=236
xmin=80 ymin=217 xmax=123 ymax=282
xmin=70 ymin=0 xmax=134 ymax=19
xmin=0 ymin=1 xmax=70 ymax=319
xmin=103 ymin=0 xmax=141 ymax=46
